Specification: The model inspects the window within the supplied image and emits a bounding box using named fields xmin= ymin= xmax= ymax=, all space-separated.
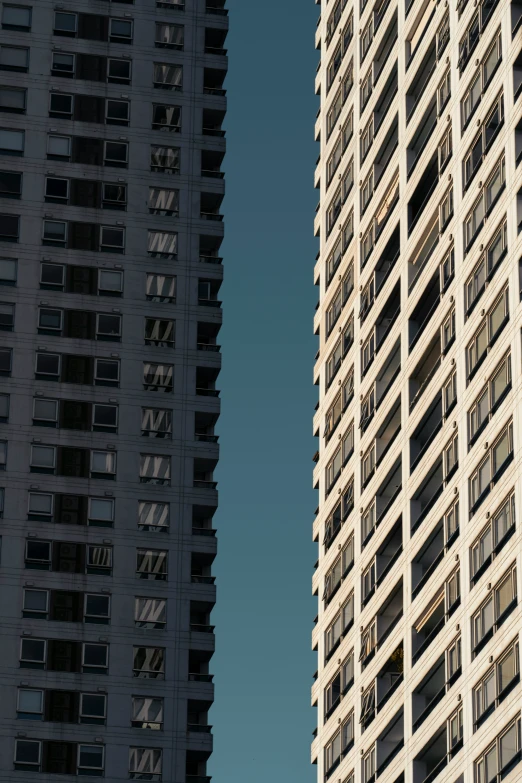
xmin=144 ymin=362 xmax=173 ymax=393
xmin=77 ymin=745 xmax=105 ymax=776
xmin=47 ymin=134 xmax=70 ymax=159
xmin=146 ymin=273 xmax=176 ymax=302
xmin=138 ymin=501 xmax=170 ymax=532
xmin=363 ymin=746 xmax=376 ymax=783
xmin=438 ymin=127 xmax=452 ymax=173
xmin=133 ymin=646 xmax=165 ymax=678
xmin=49 ymin=92 xmax=73 ymax=118
xmin=362 ymin=501 xmax=375 ymax=542
xmin=327 ymin=88 xmax=343 ymax=139
xmin=135 ymin=597 xmax=166 ymax=629
xmin=104 ymin=140 xmax=128 ymax=166
xmin=17 ymin=688 xmax=44 ymax=719
xmin=323 ymin=535 xmax=353 ymax=605
xmin=80 ymin=693 xmax=106 ymax=724
xmin=140 ymin=454 xmax=170 ymax=485
xmin=471 ymin=491 xmax=515 ymax=584
xmin=51 ymin=51 xmax=74 ymax=76
xmin=33 ymin=397 xmax=58 ymax=425
xmin=446 ymin=569 xmax=461 ymax=613
xmin=84 ymin=593 xmax=110 ymax=623
xmin=107 ymin=58 xmax=131 ymax=83
xmin=361 ymin=330 xmax=375 ymax=376
xmin=98 ymin=269 xmax=123 ymax=296
xmin=361 ymin=115 xmax=374 ymax=162
xmin=0 ymin=392 xmax=8 ymax=420
xmin=0 ymin=212 xmax=18 ymax=241
xmin=0 ymin=128 xmax=23 ymax=160
xmin=53 ymin=10 xmax=76 ymax=34
xmin=20 ymin=637 xmax=46 ymax=667
xmin=443 ymin=370 xmax=457 ymax=418
xmin=109 ymin=17 xmax=133 ymax=42
xmin=361 ymin=169 xmax=374 ymax=214
xmin=83 ymin=642 xmax=109 ymax=672
xmin=461 ymin=30 xmax=501 ymax=129
xmin=0 ymin=88 xmax=25 ymax=116
xmin=326 ymin=338 xmax=343 ymax=389
xmin=0 ymin=301 xmax=14 ymax=330
xmin=0 ymin=258 xmax=18 ymax=285
xmin=446 ymin=636 xmax=461 ymax=681
xmin=152 ymin=103 xmax=181 ymax=131
xmin=326 ymin=446 xmax=342 ymax=496
xmin=465 ymin=221 xmax=506 ymax=316
xmin=470 ymin=421 xmax=513 ymax=511
xmin=467 ymin=287 xmax=509 ymax=379
xmin=361 ymin=16 xmax=373 ymax=62
xmin=94 ymin=358 xmax=120 ymax=387
xmin=474 ymin=717 xmax=522 ymax=781
xmin=150 ymin=145 xmax=180 ymax=172
xmin=30 ymin=445 xmax=55 ymax=472
xmin=129 ymin=748 xmax=162 ymax=780
xmin=154 ymin=62 xmax=182 ymax=89
xmin=448 ymin=706 xmax=463 ymax=751
xmin=468 ymin=353 xmax=511 ymax=444
xmin=362 ymin=443 xmax=375 ymax=487
xmin=88 ymin=497 xmax=114 ymax=526
xmin=156 ymin=21 xmax=183 ymax=48
xmin=463 ymin=94 xmax=503 ymax=191
xmin=144 ymin=318 xmax=175 ymax=349
xmin=464 ymin=156 xmax=505 ymax=252
xmin=0 ymin=346 xmax=11 ymax=375
xmin=106 ymin=98 xmax=130 ymax=126
xmin=90 ymin=450 xmax=116 ymax=478
xmin=99 ymin=226 xmax=125 ymax=252
xmin=136 ymin=549 xmax=168 ymax=580
xmin=2 ymin=5 xmax=31 ymax=30
xmin=439 ymin=188 xmax=453 ymax=230
xmin=437 ymin=68 xmax=451 ymax=115
xmin=360 ymin=619 xmax=376 ymax=663
xmin=14 ymin=739 xmax=41 ymax=770
xmin=444 ymin=432 xmax=458 ymax=480
xmin=131 ymin=696 xmax=164 ymax=729
xmin=472 ymin=563 xmax=517 ymax=653
xmin=22 ymin=588 xmax=48 ymax=618
xmin=86 ymin=544 xmax=112 ymax=574
xmin=96 ymin=312 xmax=122 ymax=340
xmin=360 ymin=387 xmax=375 ymax=432
xmin=0 ymin=44 xmax=28 ymax=71
xmin=141 ymin=408 xmax=172 ymax=438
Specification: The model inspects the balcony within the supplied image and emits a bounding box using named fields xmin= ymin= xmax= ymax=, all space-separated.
xmin=362 ymin=517 xmax=402 ymax=607
xmin=410 ymin=392 xmax=442 ymax=473
xmin=412 ymin=513 xmax=458 ymax=600
xmin=364 ymin=709 xmax=404 ymax=781
xmin=202 ymin=108 xmax=226 ymax=138
xmin=406 ymin=40 xmax=436 ymax=119
xmin=407 ymin=97 xmax=437 ymax=179
xmin=196 ymin=367 xmax=220 ymax=398
xmin=197 ymin=321 xmax=221 ymax=353
xmin=409 ymin=272 xmax=441 ymax=353
xmin=361 ymin=226 xmax=400 ymax=324
xmin=361 ymin=643 xmax=404 ymax=732
xmin=201 ymin=150 xmax=225 ymax=179
xmin=408 ymin=212 xmax=440 ymax=292
xmin=409 ymin=333 xmax=441 ymax=413
xmin=190 ymin=601 xmax=215 ymax=635
xmin=363 ymin=397 xmax=401 ymax=490
xmin=410 ymin=457 xmax=443 ymax=534
xmin=412 ymin=569 xmax=460 ymax=666
xmin=200 ymin=192 xmax=224 ymax=222
xmin=362 ymin=457 xmax=402 ymax=548
xmin=360 ymin=581 xmax=403 ymax=669
xmin=203 ymin=67 xmax=227 ymax=95
xmin=412 ymin=652 xmax=460 ymax=733
xmin=204 ymin=26 xmax=227 ymax=56
xmin=408 ymin=152 xmax=439 ymax=235
xmin=412 ymin=714 xmax=462 ymax=783
xmin=193 ymin=458 xmax=218 ymax=490
xmin=199 ymin=234 xmax=223 ymax=264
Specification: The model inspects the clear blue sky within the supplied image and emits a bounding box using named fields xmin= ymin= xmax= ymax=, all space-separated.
xmin=210 ymin=0 xmax=319 ymax=780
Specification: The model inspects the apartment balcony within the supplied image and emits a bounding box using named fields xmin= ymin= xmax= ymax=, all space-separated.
xmin=203 ymin=67 xmax=227 ymax=95
xmin=410 ymin=456 xmax=443 ymax=534
xmin=191 ymin=551 xmax=216 ymax=587
xmin=195 ymin=367 xmax=220 ymax=398
xmin=412 ymin=568 xmax=460 ymax=666
xmin=193 ymin=458 xmax=218 ymax=490
xmin=361 ymin=517 xmax=402 ymax=608
xmin=362 ymin=456 xmax=402 ymax=548
xmin=360 ymin=581 xmax=403 ymax=670
xmin=408 ymin=271 xmax=441 ymax=353
xmin=362 ymin=122 xmax=399 ymax=218
xmin=408 ymin=152 xmax=439 ymax=235
xmin=362 ymin=397 xmax=401 ymax=490
xmin=408 ymin=212 xmax=440 ymax=292
xmin=407 ymin=97 xmax=437 ymax=180
xmin=189 ymin=650 xmax=214 ymax=685
xmin=190 ymin=601 xmax=215 ymax=638
xmin=412 ymin=651 xmax=460 ymax=733
xmin=360 ymin=338 xmax=401 ymax=436
xmin=412 ymin=711 xmax=462 ymax=783
xmin=411 ymin=511 xmax=458 ymax=600
xmin=360 ymin=226 xmax=400 ymax=325
xmin=361 ymin=282 xmax=401 ymax=380
xmin=410 ymin=391 xmax=443 ymax=474
xmin=200 ymin=192 xmax=224 ymax=222
xmin=363 ymin=67 xmax=398 ymax=168
xmin=204 ymin=26 xmax=228 ymax=56
xmin=197 ymin=321 xmax=221 ymax=353
xmin=409 ymin=332 xmax=441 ymax=413
xmin=201 ymin=150 xmax=225 ymax=179
xmin=361 ymin=643 xmax=404 ymax=732
xmin=199 ymin=234 xmax=223 ymax=264
xmin=363 ymin=709 xmax=404 ymax=782
xmin=202 ymin=108 xmax=226 ymax=138
xmin=205 ymin=0 xmax=227 ymax=13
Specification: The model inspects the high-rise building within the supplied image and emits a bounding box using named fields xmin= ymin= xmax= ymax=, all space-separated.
xmin=0 ymin=0 xmax=226 ymax=779
xmin=312 ymin=1 xmax=521 ymax=782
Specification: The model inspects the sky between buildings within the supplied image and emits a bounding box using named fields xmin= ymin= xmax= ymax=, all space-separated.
xmin=210 ymin=0 xmax=319 ymax=780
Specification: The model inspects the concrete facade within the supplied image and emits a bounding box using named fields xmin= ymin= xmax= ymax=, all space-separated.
xmin=0 ymin=0 xmax=226 ymax=780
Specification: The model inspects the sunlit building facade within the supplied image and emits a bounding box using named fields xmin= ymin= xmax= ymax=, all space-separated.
xmin=312 ymin=0 xmax=522 ymax=781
